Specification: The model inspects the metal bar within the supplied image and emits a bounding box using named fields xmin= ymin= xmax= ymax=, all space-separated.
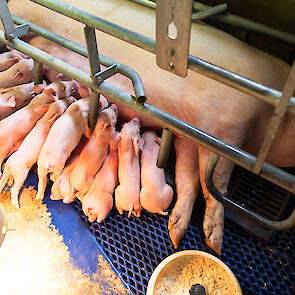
xmin=21 ymin=2 xmax=295 ymax=113
xmin=84 ymin=25 xmax=101 ymax=130
xmin=84 ymin=26 xmax=101 ymax=77
xmin=193 ymin=2 xmax=295 ymax=47
xmin=0 ymin=0 xmax=17 ymax=41
xmin=1 ymin=31 xmax=295 ymax=195
xmin=157 ymin=128 xmax=173 ymax=168
xmin=88 ymin=90 xmax=100 ymax=131
xmin=33 ymin=60 xmax=43 ymax=85
xmin=205 ymin=152 xmax=295 ymax=230
xmin=130 ymin=0 xmax=156 ymax=9
xmin=94 ymin=64 xmax=117 ymax=85
xmin=192 ymin=3 xmax=227 ymax=22
xmin=11 ymin=15 xmax=146 ymax=102
xmin=253 ymin=61 xmax=295 ymax=174
xmin=129 ymin=0 xmax=295 ymax=47
xmin=30 ymin=0 xmax=155 ymax=53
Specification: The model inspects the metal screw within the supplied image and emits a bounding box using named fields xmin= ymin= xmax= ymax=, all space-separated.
xmin=168 ymin=62 xmax=174 ymax=70
xmin=168 ymin=48 xmax=175 ymax=56
xmin=8 ymin=33 xmax=16 ymax=42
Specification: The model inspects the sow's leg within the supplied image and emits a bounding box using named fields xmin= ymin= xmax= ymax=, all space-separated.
xmin=168 ymin=138 xmax=200 ymax=249
xmin=198 ymin=131 xmax=244 ymax=255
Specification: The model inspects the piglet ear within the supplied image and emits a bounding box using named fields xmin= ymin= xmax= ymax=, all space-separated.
xmin=44 ymin=88 xmax=57 ymax=101
xmin=0 ymin=96 xmax=16 ymax=108
xmin=31 ymin=84 xmax=46 ymax=94
xmin=12 ymin=71 xmax=24 ymax=81
xmin=34 ymin=104 xmax=49 ymax=115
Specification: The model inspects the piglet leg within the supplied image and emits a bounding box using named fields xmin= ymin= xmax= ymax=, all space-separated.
xmin=168 ymin=138 xmax=200 ymax=249
xmin=10 ymin=166 xmax=29 ymax=208
xmin=36 ymin=166 xmax=48 ymax=200
xmin=0 ymin=165 xmax=10 ymax=193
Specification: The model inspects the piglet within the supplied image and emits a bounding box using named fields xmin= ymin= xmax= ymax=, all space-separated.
xmin=0 ymin=81 xmax=47 ymax=120
xmin=0 ymin=80 xmax=74 ymax=171
xmin=0 ymin=59 xmax=34 ymax=88
xmin=70 ymin=104 xmax=118 ymax=200
xmin=0 ymin=97 xmax=75 ymax=208
xmin=82 ymin=133 xmax=119 ymax=223
xmin=140 ymin=131 xmax=173 ymax=215
xmin=115 ymin=117 xmax=143 ymax=218
xmin=0 ymin=49 xmax=27 ymax=72
xmin=50 ymin=136 xmax=88 ymax=203
xmin=36 ymin=97 xmax=92 ymax=200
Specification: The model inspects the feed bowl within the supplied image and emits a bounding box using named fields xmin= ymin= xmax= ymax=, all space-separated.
xmin=147 ymin=250 xmax=242 ymax=295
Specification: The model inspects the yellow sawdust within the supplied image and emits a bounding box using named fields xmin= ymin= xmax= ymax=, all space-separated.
xmin=0 ymin=186 xmax=129 ymax=295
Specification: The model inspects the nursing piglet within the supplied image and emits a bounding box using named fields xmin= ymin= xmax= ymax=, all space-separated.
xmin=50 ymin=137 xmax=88 ymax=203
xmin=0 ymin=80 xmax=74 ymax=170
xmin=0 ymin=49 xmax=27 ymax=72
xmin=115 ymin=117 xmax=143 ymax=218
xmin=0 ymin=97 xmax=75 ymax=208
xmin=0 ymin=59 xmax=34 ymax=88
xmin=0 ymin=81 xmax=47 ymax=120
xmin=70 ymin=104 xmax=118 ymax=200
xmin=140 ymin=131 xmax=173 ymax=215
xmin=36 ymin=97 xmax=92 ymax=201
xmin=82 ymin=133 xmax=119 ymax=223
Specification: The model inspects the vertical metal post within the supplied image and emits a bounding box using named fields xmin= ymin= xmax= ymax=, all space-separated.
xmin=33 ymin=61 xmax=43 ymax=85
xmin=157 ymin=128 xmax=173 ymax=168
xmin=84 ymin=25 xmax=101 ymax=131
xmin=0 ymin=0 xmax=17 ymax=41
xmin=253 ymin=61 xmax=295 ymax=174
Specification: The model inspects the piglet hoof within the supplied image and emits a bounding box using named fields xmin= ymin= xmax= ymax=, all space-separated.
xmin=203 ymin=200 xmax=224 ymax=256
xmin=11 ymin=197 xmax=20 ymax=209
xmin=35 ymin=192 xmax=44 ymax=201
xmin=168 ymin=197 xmax=195 ymax=249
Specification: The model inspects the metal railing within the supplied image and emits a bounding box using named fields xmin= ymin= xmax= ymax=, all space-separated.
xmin=0 ymin=0 xmax=295 ymax=229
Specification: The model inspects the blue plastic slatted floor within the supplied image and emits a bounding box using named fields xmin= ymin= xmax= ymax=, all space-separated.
xmin=11 ymin=167 xmax=295 ymax=295
xmin=75 ymin=199 xmax=295 ymax=295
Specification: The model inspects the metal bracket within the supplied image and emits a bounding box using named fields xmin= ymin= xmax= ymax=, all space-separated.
xmin=205 ymin=152 xmax=295 ymax=231
xmin=0 ymin=0 xmax=30 ymax=41
xmin=157 ymin=128 xmax=173 ymax=168
xmin=156 ymin=0 xmax=193 ymax=77
xmin=94 ymin=64 xmax=118 ymax=85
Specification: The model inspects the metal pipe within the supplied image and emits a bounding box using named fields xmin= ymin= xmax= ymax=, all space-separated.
xmin=192 ymin=3 xmax=227 ymax=22
xmin=33 ymin=60 xmax=43 ymax=85
xmin=157 ymin=128 xmax=173 ymax=168
xmin=129 ymin=0 xmax=295 ymax=46
xmin=187 ymin=55 xmax=295 ymax=113
xmin=129 ymin=0 xmax=156 ymax=9
xmin=11 ymin=15 xmax=146 ymax=103
xmin=253 ymin=61 xmax=295 ymax=174
xmin=205 ymin=152 xmax=295 ymax=230
xmin=30 ymin=0 xmax=155 ymax=53
xmin=1 ymin=31 xmax=295 ymax=194
xmin=18 ymin=2 xmax=295 ymax=113
xmin=193 ymin=2 xmax=295 ymax=47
